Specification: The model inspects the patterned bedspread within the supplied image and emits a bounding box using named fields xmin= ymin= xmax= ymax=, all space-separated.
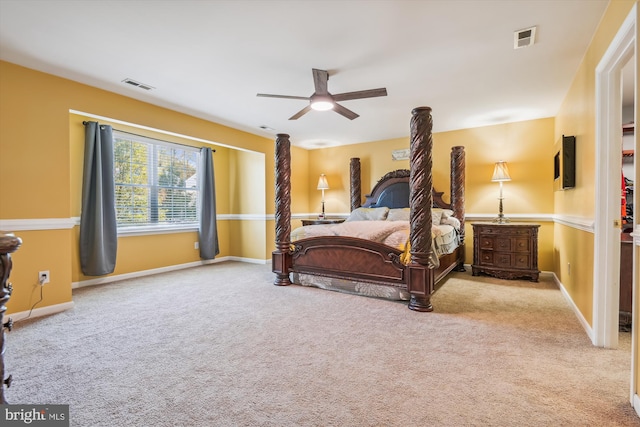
xmin=290 ymin=220 xmax=459 ymax=266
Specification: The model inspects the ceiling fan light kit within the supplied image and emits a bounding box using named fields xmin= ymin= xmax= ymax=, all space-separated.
xmin=310 ymin=94 xmax=334 ymax=111
xmin=257 ymin=68 xmax=387 ymax=120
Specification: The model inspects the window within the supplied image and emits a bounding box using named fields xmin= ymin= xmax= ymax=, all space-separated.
xmin=113 ymin=131 xmax=200 ymax=229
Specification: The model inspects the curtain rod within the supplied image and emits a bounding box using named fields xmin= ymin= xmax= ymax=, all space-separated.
xmin=82 ymin=121 xmax=216 ymax=152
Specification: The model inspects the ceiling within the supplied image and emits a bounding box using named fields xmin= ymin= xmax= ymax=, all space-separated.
xmin=0 ymin=0 xmax=614 ymax=149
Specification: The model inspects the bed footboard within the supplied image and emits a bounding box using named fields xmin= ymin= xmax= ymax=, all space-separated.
xmin=291 ymin=236 xmax=406 ymax=287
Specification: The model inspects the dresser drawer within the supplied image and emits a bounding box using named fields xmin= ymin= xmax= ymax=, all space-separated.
xmin=514 ymin=237 xmax=530 ymax=252
xmin=493 ymin=252 xmax=512 ymax=268
xmin=477 ymin=226 xmax=532 ymax=236
xmin=479 ymin=237 xmax=497 ymax=250
xmin=513 ymin=253 xmax=531 ymax=269
xmin=482 ymin=237 xmax=530 ymax=253
xmin=480 ymin=251 xmax=531 ymax=269
xmin=495 ymin=238 xmax=511 ymax=251
xmin=479 ymin=250 xmax=494 ymax=265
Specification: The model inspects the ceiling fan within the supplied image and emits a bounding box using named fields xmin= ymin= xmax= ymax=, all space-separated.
xmin=257 ymin=68 xmax=387 ymax=120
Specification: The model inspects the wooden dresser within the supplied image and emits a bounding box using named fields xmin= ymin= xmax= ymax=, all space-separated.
xmin=471 ymin=223 xmax=540 ymax=282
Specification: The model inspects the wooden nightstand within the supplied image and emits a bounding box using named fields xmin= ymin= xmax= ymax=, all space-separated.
xmin=301 ymin=218 xmax=345 ymax=226
xmin=471 ymin=222 xmax=540 ymax=282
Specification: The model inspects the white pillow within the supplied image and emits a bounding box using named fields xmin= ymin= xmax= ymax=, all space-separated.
xmin=431 ymin=210 xmax=443 ymax=225
xmin=345 ymin=207 xmax=389 ymax=221
xmin=438 ymin=209 xmax=454 ymax=220
xmin=442 ymin=216 xmax=461 ymax=230
xmin=387 ymin=208 xmax=410 ymax=221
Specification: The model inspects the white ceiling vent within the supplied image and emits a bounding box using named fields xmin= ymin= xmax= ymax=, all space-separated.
xmin=122 ymin=78 xmax=154 ymax=90
xmin=514 ymin=26 xmax=537 ymax=49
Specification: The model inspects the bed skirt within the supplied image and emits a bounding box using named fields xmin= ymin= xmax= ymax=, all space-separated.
xmin=291 ymin=272 xmax=411 ymax=301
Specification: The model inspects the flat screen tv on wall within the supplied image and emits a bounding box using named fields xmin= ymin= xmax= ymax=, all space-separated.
xmin=554 ymin=135 xmax=576 ymax=189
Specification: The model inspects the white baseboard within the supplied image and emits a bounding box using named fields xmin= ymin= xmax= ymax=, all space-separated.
xmin=634 ymin=394 xmax=640 ymax=418
xmin=463 ymin=268 xmax=594 ymax=343
xmin=72 ymin=256 xmax=269 ymax=289
xmin=227 ymin=256 xmax=270 ymax=265
xmin=552 ymin=273 xmax=594 ymax=342
xmin=3 ymin=301 xmax=75 ymax=324
xmin=73 ymin=257 xmax=232 ymax=289
xmin=4 ymin=258 xmax=268 ymax=322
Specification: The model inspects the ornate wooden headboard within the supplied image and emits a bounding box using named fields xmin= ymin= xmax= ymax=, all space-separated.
xmin=359 ymin=169 xmax=452 ymax=210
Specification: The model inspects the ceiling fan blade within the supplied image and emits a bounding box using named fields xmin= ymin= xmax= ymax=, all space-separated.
xmin=312 ymin=69 xmax=329 ymax=94
xmin=333 ymin=88 xmax=388 ymax=102
xmin=333 ymin=103 xmax=359 ymax=120
xmin=257 ymin=93 xmax=310 ymax=100
xmin=289 ymin=104 xmax=313 ymax=120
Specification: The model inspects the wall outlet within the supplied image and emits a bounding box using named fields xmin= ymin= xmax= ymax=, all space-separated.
xmin=194 ymin=242 xmax=199 ymax=250
xmin=39 ymin=270 xmax=50 ymax=285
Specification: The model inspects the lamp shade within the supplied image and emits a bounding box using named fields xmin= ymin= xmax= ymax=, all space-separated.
xmin=317 ymin=174 xmax=330 ymax=190
xmin=491 ymin=161 xmax=511 ymax=182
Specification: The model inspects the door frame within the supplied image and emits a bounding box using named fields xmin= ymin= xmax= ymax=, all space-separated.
xmin=593 ymin=2 xmax=636 ymax=402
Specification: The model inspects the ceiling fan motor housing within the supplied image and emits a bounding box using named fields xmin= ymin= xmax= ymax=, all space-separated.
xmin=257 ymin=68 xmax=388 ymax=120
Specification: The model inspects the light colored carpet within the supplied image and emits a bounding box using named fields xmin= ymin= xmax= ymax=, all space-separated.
xmin=5 ymin=262 xmax=639 ymax=426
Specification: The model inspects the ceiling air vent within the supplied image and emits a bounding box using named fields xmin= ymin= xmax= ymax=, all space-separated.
xmin=122 ymin=78 xmax=154 ymax=91
xmin=514 ymin=26 xmax=536 ymax=49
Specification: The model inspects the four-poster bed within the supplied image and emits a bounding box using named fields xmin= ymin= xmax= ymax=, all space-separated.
xmin=272 ymin=107 xmax=466 ymax=311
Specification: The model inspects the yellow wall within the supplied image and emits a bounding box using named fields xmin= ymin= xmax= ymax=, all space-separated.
xmin=553 ymin=224 xmax=596 ymax=324
xmin=1 ymin=0 xmax=639 ymax=414
xmin=1 ymin=0 xmax=637 ymax=363
xmin=554 ymin=0 xmax=636 ymax=322
xmin=552 ymin=0 xmax=638 ymax=401
xmin=308 ymin=118 xmax=555 ymax=216
xmin=308 ymin=117 xmax=556 ymax=271
xmin=0 ymin=61 xmax=275 ymax=315
xmin=7 ymin=230 xmax=73 ymax=314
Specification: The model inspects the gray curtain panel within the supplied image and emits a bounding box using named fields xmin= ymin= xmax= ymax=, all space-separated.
xmin=79 ymin=121 xmax=117 ymax=276
xmin=199 ymin=147 xmax=219 ymax=259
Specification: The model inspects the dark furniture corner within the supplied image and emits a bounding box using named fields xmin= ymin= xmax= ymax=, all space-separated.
xmin=0 ymin=232 xmax=21 ymax=403
xmin=472 ymin=222 xmax=540 ymax=282
xmin=620 ymin=231 xmax=633 ymax=328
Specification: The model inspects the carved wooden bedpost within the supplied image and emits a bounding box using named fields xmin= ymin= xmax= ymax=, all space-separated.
xmin=407 ymin=106 xmax=434 ymax=312
xmin=450 ymin=146 xmax=466 ymax=271
xmin=272 ymin=134 xmax=292 ymax=286
xmin=350 ymin=157 xmax=361 ymax=211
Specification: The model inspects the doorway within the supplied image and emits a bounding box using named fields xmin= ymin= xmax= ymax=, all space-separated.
xmin=593 ymin=3 xmax=636 ymax=405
